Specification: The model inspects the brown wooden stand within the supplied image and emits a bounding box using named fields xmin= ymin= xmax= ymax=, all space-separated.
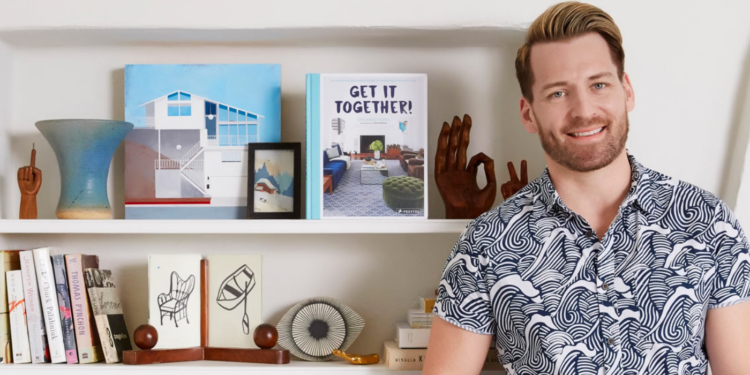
xmin=123 ymin=259 xmax=290 ymax=365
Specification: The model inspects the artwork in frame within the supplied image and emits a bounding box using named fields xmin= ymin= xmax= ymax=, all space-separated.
xmin=247 ymin=143 xmax=301 ymax=219
xmin=124 ymin=64 xmax=281 ymax=219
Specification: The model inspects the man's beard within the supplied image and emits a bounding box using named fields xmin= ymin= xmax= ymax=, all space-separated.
xmin=535 ymin=107 xmax=629 ymax=172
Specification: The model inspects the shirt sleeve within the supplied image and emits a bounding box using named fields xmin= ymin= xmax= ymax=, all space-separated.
xmin=707 ymin=201 xmax=750 ymax=309
xmin=433 ymin=220 xmax=496 ymax=335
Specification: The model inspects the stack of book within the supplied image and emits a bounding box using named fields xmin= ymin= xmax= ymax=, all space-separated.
xmin=1 ymin=248 xmax=131 ymax=365
xmin=384 ymin=295 xmax=501 ymax=371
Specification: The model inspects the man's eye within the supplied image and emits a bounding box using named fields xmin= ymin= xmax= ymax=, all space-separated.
xmin=551 ymin=91 xmax=564 ymax=98
xmin=594 ymin=83 xmax=607 ymax=89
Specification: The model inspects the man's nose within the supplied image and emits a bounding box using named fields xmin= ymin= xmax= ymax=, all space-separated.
xmin=569 ymin=90 xmax=599 ymax=121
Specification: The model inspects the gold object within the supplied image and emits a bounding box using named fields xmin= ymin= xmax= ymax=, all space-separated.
xmin=332 ymin=349 xmax=380 ymax=365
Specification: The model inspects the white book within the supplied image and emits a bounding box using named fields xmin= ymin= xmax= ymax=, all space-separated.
xmin=6 ymin=270 xmax=31 ymax=363
xmin=19 ymin=250 xmax=49 ymax=363
xmin=395 ymin=321 xmax=430 ymax=349
xmin=148 ymin=254 xmax=201 ymax=349
xmin=33 ymin=247 xmax=66 ymax=363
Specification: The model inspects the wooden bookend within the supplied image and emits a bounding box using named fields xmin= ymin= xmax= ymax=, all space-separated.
xmin=201 ymin=259 xmax=208 ymax=346
xmin=204 ymin=347 xmax=290 ymax=364
xmin=123 ymin=347 xmax=204 ymax=365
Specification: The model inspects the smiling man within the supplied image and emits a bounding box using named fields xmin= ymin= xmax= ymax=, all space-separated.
xmin=424 ymin=2 xmax=750 ymax=375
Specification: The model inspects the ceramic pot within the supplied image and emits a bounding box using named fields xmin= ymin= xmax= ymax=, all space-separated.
xmin=36 ymin=120 xmax=133 ymax=219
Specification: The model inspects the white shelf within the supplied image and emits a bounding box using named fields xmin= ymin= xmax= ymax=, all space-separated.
xmin=0 ymin=219 xmax=470 ymax=234
xmin=0 ymin=360 xmax=503 ymax=374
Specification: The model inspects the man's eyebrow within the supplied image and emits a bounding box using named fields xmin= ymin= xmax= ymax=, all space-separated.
xmin=589 ymin=72 xmax=614 ymax=80
xmin=541 ymin=81 xmax=568 ymax=91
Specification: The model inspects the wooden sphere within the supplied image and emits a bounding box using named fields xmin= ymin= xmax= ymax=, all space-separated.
xmin=254 ymin=323 xmax=278 ymax=349
xmin=134 ymin=324 xmax=158 ymax=350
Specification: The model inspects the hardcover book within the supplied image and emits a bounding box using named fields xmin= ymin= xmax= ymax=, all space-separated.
xmin=305 ymin=73 xmax=428 ymax=219
xmin=33 ymin=248 xmax=67 ymax=363
xmin=383 ymin=340 xmax=501 ymax=371
xmin=148 ymin=254 xmax=201 ymax=349
xmin=84 ymin=268 xmax=132 ymax=363
xmin=66 ymin=254 xmax=103 ymax=363
xmin=52 ymin=254 xmax=78 ymax=363
xmin=124 ymin=64 xmax=282 ymax=219
xmin=0 ymin=250 xmax=20 ymax=363
xmin=19 ymin=250 xmax=50 ymax=363
xmin=6 ymin=270 xmax=30 ymax=364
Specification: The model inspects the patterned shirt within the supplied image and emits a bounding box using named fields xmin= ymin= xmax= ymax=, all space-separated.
xmin=434 ymin=153 xmax=750 ymax=375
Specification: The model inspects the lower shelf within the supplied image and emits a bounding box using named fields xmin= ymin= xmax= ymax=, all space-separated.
xmin=2 ymin=360 xmax=504 ymax=374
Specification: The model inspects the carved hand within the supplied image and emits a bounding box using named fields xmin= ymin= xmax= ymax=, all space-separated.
xmin=500 ymin=160 xmax=528 ymax=200
xmin=18 ymin=148 xmax=42 ymax=219
xmin=435 ymin=115 xmax=497 ymax=219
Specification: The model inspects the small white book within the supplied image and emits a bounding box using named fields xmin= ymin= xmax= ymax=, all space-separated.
xmin=395 ymin=321 xmax=431 ymax=349
xmin=148 ymin=254 xmax=201 ymax=349
xmin=6 ymin=270 xmax=31 ymax=363
xmin=33 ymin=247 xmax=67 ymax=363
xmin=19 ymin=250 xmax=49 ymax=363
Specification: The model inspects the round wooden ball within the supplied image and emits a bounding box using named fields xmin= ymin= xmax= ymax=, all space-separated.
xmin=134 ymin=324 xmax=159 ymax=350
xmin=253 ymin=324 xmax=278 ymax=349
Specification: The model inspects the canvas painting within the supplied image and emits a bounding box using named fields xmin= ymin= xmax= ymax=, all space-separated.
xmin=124 ymin=64 xmax=281 ymax=219
xmin=207 ymin=254 xmax=262 ymax=349
xmin=147 ymin=254 xmax=201 ymax=350
xmin=248 ymin=143 xmax=301 ymax=219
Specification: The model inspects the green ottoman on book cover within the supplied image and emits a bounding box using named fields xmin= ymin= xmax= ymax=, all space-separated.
xmin=382 ymin=176 xmax=425 ymax=211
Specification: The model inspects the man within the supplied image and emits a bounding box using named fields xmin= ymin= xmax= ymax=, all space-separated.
xmin=424 ymin=2 xmax=750 ymax=375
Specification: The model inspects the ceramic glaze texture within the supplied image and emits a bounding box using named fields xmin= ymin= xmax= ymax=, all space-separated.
xmin=36 ymin=120 xmax=133 ymax=219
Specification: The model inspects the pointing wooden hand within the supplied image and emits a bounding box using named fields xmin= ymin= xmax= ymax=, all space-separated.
xmin=18 ymin=145 xmax=42 ymax=219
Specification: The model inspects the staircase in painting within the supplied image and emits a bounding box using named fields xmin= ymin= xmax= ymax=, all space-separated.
xmin=154 ymin=141 xmax=209 ymax=197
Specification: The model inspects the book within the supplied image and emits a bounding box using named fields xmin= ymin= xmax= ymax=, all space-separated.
xmin=408 ymin=308 xmax=434 ymax=328
xmin=84 ymin=268 xmax=132 ymax=363
xmin=66 ymin=254 xmax=103 ymax=363
xmin=383 ymin=340 xmax=501 ymax=371
xmin=1 ymin=250 xmax=20 ymax=363
xmin=19 ymin=250 xmax=50 ymax=363
xmin=419 ymin=297 xmax=436 ymax=314
xmin=6 ymin=270 xmax=31 ymax=363
xmin=33 ymin=247 xmax=67 ymax=363
xmin=148 ymin=254 xmax=201 ymax=349
xmin=395 ymin=321 xmax=430 ymax=349
xmin=52 ymin=254 xmax=78 ymax=363
xmin=305 ymin=73 xmax=429 ymax=219
xmin=124 ymin=64 xmax=282 ymax=220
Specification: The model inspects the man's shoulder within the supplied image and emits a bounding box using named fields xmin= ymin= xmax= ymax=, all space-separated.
xmin=460 ymin=177 xmax=543 ymax=237
xmin=643 ymin=165 xmax=725 ymax=209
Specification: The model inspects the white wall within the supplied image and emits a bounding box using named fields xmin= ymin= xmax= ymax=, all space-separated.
xmin=0 ymin=40 xmax=11 ymax=220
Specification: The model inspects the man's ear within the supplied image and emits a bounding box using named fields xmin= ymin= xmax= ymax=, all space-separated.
xmin=622 ymin=72 xmax=635 ymax=112
xmin=520 ymin=97 xmax=539 ymax=134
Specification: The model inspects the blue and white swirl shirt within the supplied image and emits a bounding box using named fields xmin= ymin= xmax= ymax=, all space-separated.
xmin=434 ymin=154 xmax=750 ymax=375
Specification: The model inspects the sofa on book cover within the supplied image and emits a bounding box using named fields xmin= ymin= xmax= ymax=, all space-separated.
xmin=324 ymin=144 xmax=349 ymax=191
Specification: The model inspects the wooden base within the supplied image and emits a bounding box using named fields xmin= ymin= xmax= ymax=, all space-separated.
xmin=123 ymin=347 xmax=291 ymax=365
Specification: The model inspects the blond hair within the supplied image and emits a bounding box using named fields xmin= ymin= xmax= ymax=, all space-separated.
xmin=515 ymin=2 xmax=625 ymax=101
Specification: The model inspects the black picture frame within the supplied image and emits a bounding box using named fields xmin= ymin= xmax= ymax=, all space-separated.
xmin=247 ymin=142 xmax=302 ymax=219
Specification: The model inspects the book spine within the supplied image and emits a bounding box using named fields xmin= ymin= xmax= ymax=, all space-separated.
xmin=305 ymin=73 xmax=321 ymax=219
xmin=384 ymin=341 xmax=501 ymax=371
xmin=33 ymin=248 xmax=66 ymax=363
xmin=6 ymin=271 xmax=31 ymax=364
xmin=19 ymin=250 xmax=49 ymax=363
xmin=85 ymin=268 xmax=130 ymax=363
xmin=65 ymin=254 xmax=102 ymax=363
xmin=52 ymin=254 xmax=78 ymax=363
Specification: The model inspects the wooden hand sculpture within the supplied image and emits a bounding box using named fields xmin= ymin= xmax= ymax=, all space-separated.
xmin=18 ymin=145 xmax=42 ymax=219
xmin=501 ymin=160 xmax=528 ymax=200
xmin=435 ymin=114 xmax=497 ymax=219
xmin=332 ymin=349 xmax=379 ymax=365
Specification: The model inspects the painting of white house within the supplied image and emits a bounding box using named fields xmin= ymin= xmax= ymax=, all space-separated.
xmin=124 ymin=64 xmax=281 ymax=219
xmin=253 ymin=150 xmax=294 ymax=213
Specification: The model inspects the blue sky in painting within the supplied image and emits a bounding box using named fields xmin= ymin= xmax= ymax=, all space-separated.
xmin=124 ymin=64 xmax=281 ymax=142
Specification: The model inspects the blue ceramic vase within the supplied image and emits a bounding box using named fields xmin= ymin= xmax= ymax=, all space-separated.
xmin=36 ymin=120 xmax=133 ymax=219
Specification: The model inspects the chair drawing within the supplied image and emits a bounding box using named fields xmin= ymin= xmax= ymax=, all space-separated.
xmin=158 ymin=271 xmax=196 ymax=327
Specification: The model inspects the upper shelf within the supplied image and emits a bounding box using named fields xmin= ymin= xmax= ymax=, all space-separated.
xmin=0 ymin=219 xmax=471 ymax=235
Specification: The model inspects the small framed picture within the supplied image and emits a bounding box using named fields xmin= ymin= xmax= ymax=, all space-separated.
xmin=247 ymin=142 xmax=301 ymax=219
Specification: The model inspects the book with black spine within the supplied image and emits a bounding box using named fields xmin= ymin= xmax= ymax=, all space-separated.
xmin=52 ymin=254 xmax=78 ymax=363
xmin=84 ymin=268 xmax=132 ymax=363
xmin=19 ymin=250 xmax=50 ymax=363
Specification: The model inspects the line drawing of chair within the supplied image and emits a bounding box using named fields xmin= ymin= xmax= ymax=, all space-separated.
xmin=158 ymin=271 xmax=196 ymax=327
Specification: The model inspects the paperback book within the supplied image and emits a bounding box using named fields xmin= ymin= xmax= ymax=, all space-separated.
xmin=33 ymin=247 xmax=67 ymax=363
xmin=52 ymin=254 xmax=78 ymax=363
xmin=1 ymin=250 xmax=20 ymax=363
xmin=84 ymin=268 xmax=132 ymax=363
xmin=66 ymin=254 xmax=103 ymax=363
xmin=19 ymin=250 xmax=49 ymax=363
xmin=306 ymin=73 xmax=428 ymax=219
xmin=6 ymin=270 xmax=30 ymax=364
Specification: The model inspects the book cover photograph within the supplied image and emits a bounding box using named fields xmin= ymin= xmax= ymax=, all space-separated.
xmin=124 ymin=64 xmax=282 ymax=220
xmin=84 ymin=268 xmax=132 ymax=363
xmin=306 ymin=73 xmax=428 ymax=219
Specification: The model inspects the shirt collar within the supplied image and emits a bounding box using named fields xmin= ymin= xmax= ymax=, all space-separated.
xmin=538 ymin=151 xmax=654 ymax=216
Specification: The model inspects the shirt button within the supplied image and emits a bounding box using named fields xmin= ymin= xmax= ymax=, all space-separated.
xmin=601 ymin=282 xmax=609 ymax=291
xmin=606 ymin=338 xmax=616 ymax=346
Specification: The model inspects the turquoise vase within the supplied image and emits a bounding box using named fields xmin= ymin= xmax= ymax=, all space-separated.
xmin=36 ymin=120 xmax=133 ymax=219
